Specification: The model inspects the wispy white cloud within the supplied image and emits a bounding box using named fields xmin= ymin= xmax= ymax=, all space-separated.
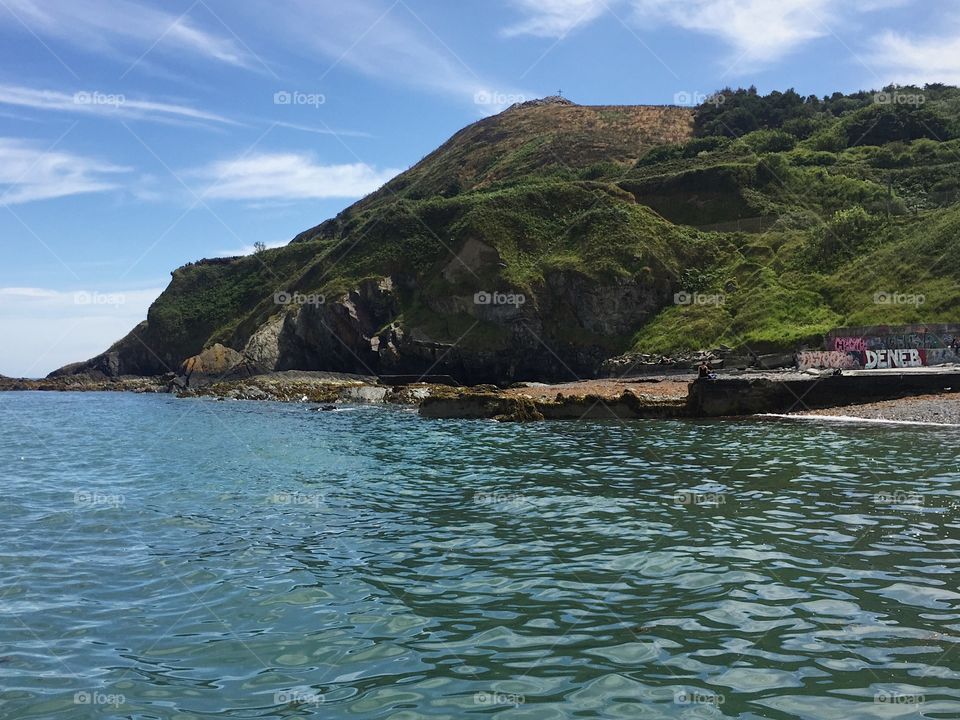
xmin=257 ymin=0 xmax=526 ymax=104
xmin=0 ymin=84 xmax=235 ymax=125
xmin=0 ymin=137 xmax=129 ymax=205
xmin=191 ymin=151 xmax=399 ymax=201
xmin=0 ymin=0 xmax=253 ymax=69
xmin=868 ymin=29 xmax=960 ymax=85
xmin=502 ymin=0 xmax=609 ymax=38
xmin=502 ymin=0 xmax=907 ymax=68
xmin=0 ymin=285 xmax=163 ymax=377
xmin=275 ymin=121 xmax=373 ymax=139
xmin=631 ymin=0 xmax=845 ymax=66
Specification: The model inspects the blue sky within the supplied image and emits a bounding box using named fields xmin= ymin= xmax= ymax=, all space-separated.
xmin=1 ymin=0 xmax=957 ymax=377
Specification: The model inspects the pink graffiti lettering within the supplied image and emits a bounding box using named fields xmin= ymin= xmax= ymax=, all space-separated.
xmin=797 ymin=351 xmax=861 ymax=371
xmin=832 ymin=337 xmax=866 ymax=352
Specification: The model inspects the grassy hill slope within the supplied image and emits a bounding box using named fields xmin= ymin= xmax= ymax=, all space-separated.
xmin=54 ymin=87 xmax=960 ymax=381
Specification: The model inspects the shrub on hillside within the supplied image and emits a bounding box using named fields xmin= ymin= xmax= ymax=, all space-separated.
xmin=788 ymin=149 xmax=836 ymax=166
xmin=681 ymin=135 xmax=730 ymax=157
xmin=813 ymin=205 xmax=882 ymax=265
xmin=843 ymin=104 xmax=955 ymax=147
xmin=738 ymin=129 xmax=797 ymax=154
xmin=781 ymin=116 xmax=832 ymax=139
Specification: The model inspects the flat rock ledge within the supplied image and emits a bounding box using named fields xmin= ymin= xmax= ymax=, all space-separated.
xmin=0 ymin=375 xmax=168 ymax=393
xmin=181 ymin=374 xmax=442 ymax=405
xmin=419 ymin=388 xmax=690 ymax=421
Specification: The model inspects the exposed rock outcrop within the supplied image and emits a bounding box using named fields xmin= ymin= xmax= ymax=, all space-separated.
xmin=275 ymin=277 xmax=401 ymax=373
xmin=242 ymin=313 xmax=286 ymax=371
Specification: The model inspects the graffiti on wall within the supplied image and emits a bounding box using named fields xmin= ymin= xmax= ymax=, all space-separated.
xmin=864 ymin=349 xmax=924 ymax=369
xmin=797 ymin=351 xmax=862 ymax=371
xmin=829 ymin=334 xmax=958 ymax=352
xmin=805 ymin=324 xmax=960 ymax=370
xmin=928 ymin=348 xmax=960 ymax=365
xmin=799 ymin=348 xmax=929 ymax=371
xmin=832 ymin=336 xmax=867 ymax=352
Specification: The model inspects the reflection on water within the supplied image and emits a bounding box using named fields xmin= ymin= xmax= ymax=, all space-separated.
xmin=1 ymin=391 xmax=960 ymax=718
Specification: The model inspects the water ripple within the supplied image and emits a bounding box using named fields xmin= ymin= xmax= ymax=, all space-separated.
xmin=1 ymin=392 xmax=959 ymax=718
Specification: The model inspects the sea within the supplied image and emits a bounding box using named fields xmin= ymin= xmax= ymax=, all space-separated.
xmin=2 ymin=391 xmax=959 ymax=718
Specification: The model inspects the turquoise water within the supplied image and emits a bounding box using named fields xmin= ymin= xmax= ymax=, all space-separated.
xmin=2 ymin=392 xmax=960 ymax=719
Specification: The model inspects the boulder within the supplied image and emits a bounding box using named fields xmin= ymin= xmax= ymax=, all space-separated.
xmin=181 ymin=343 xmax=244 ymax=380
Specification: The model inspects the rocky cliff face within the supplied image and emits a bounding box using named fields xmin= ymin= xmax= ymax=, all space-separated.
xmin=213 ymin=268 xmax=669 ymax=384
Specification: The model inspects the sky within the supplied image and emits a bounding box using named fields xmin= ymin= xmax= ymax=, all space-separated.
xmin=1 ymin=0 xmax=957 ymax=377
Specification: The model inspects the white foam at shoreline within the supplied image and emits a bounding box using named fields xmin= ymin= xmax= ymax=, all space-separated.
xmin=759 ymin=413 xmax=960 ymax=428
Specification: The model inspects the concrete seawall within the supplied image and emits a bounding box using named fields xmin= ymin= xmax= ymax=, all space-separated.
xmin=688 ymin=370 xmax=960 ymax=417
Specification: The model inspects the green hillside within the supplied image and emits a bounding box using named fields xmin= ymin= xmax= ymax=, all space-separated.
xmin=623 ymin=85 xmax=960 ymax=353
xmin=55 ymin=87 xmax=960 ymax=382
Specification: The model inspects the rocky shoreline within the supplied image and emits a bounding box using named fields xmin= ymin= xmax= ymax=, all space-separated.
xmin=0 ymin=370 xmax=694 ymax=419
xmin=4 ymin=369 xmax=959 ymax=423
xmin=0 ymin=374 xmax=169 ymax=394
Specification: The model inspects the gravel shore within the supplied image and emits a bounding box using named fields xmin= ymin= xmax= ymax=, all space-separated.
xmin=789 ymin=392 xmax=960 ymax=425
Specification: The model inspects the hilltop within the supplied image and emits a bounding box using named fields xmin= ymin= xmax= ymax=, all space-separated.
xmin=54 ymin=87 xmax=960 ymax=384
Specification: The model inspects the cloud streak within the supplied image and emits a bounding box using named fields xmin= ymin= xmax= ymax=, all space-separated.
xmin=0 ymin=0 xmax=253 ymax=69
xmin=0 ymin=84 xmax=236 ymax=125
xmin=191 ymin=151 xmax=399 ymax=201
xmin=869 ymin=29 xmax=960 ymax=85
xmin=257 ymin=0 xmax=526 ymax=104
xmin=630 ymin=0 xmax=835 ymax=65
xmin=502 ymin=0 xmax=608 ymax=38
xmin=502 ymin=0 xmax=908 ymax=68
xmin=0 ymin=138 xmax=129 ymax=205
